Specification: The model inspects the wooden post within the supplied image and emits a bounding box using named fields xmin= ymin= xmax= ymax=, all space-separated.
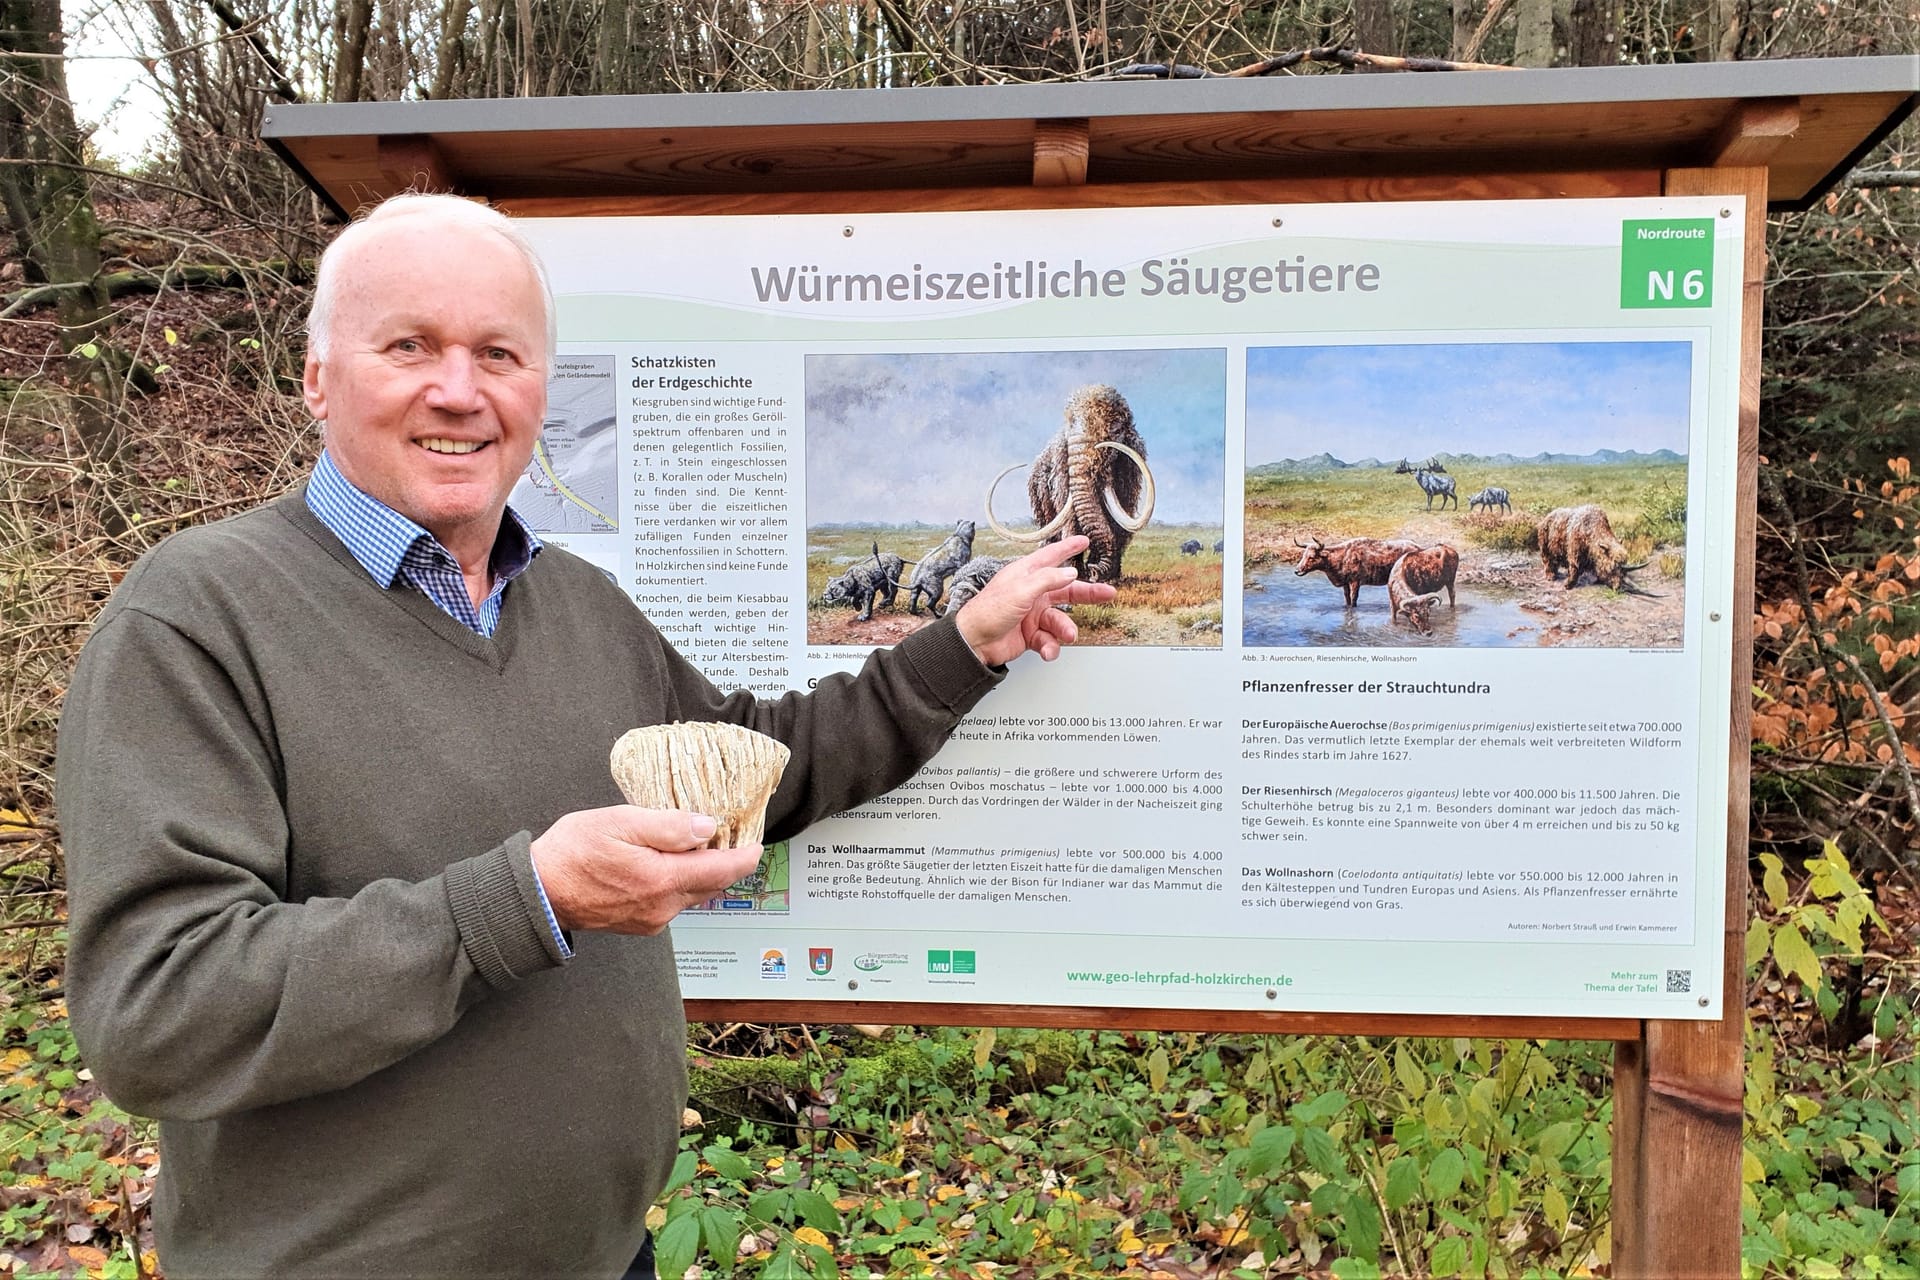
xmin=1032 ymin=119 xmax=1090 ymax=187
xmin=1610 ymin=163 xmax=1765 ymax=1279
xmin=376 ymin=134 xmax=455 ymax=195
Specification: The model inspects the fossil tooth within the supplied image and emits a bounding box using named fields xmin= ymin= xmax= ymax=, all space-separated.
xmin=609 ymin=721 xmax=791 ymax=849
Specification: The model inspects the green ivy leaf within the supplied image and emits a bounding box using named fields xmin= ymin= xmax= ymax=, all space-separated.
xmin=704 ymin=1142 xmax=754 ymax=1183
xmin=1536 ymin=1120 xmax=1576 ymax=1162
xmin=756 ymin=1241 xmax=803 ymax=1279
xmin=661 ymin=1149 xmax=698 ymax=1197
xmin=1772 ymin=923 xmax=1824 ymax=994
xmin=1760 ymin=853 xmax=1788 ymax=911
xmin=748 ymin=1189 xmax=791 ymax=1226
xmin=1426 ymin=1147 xmax=1466 ymax=1200
xmin=701 ymin=1204 xmax=742 ymax=1266
xmin=654 ymin=1211 xmax=703 ymax=1279
xmin=792 ymin=1188 xmax=842 ymax=1234
xmin=1384 ymin=1154 xmax=1421 ymax=1210
xmin=1292 ymin=1090 xmax=1349 ymax=1126
xmin=1331 ymin=1244 xmax=1381 ymax=1276
xmin=1394 ymin=1046 xmax=1426 ymax=1099
xmin=1831 ymin=895 xmax=1868 ymax=953
xmin=1301 ymin=1125 xmax=1342 ymax=1177
xmin=1430 ymin=1234 xmax=1469 ymax=1278
xmin=1245 ymin=1122 xmax=1294 ymax=1178
xmin=799 ymin=1235 xmax=841 ymax=1279
xmin=1543 ymin=1182 xmax=1570 ymax=1234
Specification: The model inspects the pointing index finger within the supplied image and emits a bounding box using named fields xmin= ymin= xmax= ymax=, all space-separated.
xmin=1024 ymin=535 xmax=1090 ymax=569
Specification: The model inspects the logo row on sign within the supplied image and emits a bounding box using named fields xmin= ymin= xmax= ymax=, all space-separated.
xmin=758 ymin=948 xmax=977 ymax=978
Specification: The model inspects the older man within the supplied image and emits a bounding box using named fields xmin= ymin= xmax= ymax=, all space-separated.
xmin=56 ymin=194 xmax=1112 ymax=1279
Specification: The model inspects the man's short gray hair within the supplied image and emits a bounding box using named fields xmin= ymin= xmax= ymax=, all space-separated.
xmin=305 ymin=193 xmax=557 ymax=361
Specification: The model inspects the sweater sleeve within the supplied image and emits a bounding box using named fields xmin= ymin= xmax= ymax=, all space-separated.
xmin=56 ymin=607 xmax=564 ymax=1123
xmin=660 ymin=614 xmax=1004 ymax=842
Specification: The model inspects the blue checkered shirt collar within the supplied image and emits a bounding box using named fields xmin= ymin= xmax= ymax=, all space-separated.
xmin=305 ymin=449 xmax=542 ymax=637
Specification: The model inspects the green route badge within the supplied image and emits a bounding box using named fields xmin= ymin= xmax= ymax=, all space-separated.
xmin=1620 ymin=219 xmax=1715 ymax=309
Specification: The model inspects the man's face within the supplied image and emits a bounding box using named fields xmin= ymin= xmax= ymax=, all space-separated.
xmin=303 ymin=218 xmax=548 ymax=558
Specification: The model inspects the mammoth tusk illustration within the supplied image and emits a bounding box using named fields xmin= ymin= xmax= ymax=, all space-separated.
xmin=1097 ymin=440 xmax=1155 ymax=533
xmin=984 ymin=461 xmax=1074 ymax=544
xmin=982 ymin=442 xmax=1156 ymax=543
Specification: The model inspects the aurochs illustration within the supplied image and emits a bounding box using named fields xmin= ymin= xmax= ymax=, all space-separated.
xmin=1293 ymin=536 xmax=1421 ymax=608
xmin=1386 ymin=545 xmax=1459 ymax=633
xmin=1180 ymin=539 xmax=1203 ymax=556
xmin=1538 ymin=505 xmax=1642 ymax=590
xmin=1390 ymin=544 xmax=1459 ymax=607
xmin=985 ymin=384 xmax=1156 ymax=584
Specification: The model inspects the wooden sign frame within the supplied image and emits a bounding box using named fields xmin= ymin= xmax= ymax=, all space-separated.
xmin=265 ymin=60 xmax=1919 ymax=1277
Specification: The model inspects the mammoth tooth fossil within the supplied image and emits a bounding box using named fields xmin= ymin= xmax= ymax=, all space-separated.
xmin=609 ymin=721 xmax=791 ymax=849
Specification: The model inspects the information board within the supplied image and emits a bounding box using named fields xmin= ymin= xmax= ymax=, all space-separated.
xmin=517 ymin=198 xmax=1741 ymax=1018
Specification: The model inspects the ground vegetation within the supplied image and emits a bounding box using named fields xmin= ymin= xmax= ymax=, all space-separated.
xmin=0 ymin=0 xmax=1916 ymax=1275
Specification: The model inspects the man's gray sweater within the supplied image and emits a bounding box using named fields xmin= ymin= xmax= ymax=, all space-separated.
xmin=56 ymin=490 xmax=999 ymax=1278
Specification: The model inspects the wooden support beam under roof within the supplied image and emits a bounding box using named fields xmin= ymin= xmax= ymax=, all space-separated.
xmin=264 ymin=57 xmax=1917 ymax=218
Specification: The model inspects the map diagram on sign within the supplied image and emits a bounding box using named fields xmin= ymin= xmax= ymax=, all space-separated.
xmin=511 ymin=354 xmax=618 ymax=532
xmin=687 ymin=842 xmax=791 ymax=914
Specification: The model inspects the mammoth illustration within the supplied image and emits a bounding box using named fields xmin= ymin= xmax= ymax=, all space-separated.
xmin=983 ymin=384 xmax=1157 ymax=583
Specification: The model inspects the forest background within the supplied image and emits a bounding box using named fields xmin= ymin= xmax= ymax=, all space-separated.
xmin=1 ymin=0 xmax=1917 ymax=1276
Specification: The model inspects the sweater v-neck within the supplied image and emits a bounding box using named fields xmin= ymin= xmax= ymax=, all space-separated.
xmin=277 ymin=488 xmax=524 ymax=672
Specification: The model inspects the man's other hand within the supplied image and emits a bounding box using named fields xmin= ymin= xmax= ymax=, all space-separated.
xmin=953 ymin=535 xmax=1119 ymax=667
xmin=530 ymin=806 xmax=763 ymax=935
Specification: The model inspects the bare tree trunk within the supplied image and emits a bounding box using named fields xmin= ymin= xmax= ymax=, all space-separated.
xmin=0 ymin=0 xmax=128 ymax=476
xmin=1513 ymin=0 xmax=1554 ymax=64
xmin=337 ymin=0 xmax=373 ymax=100
xmin=803 ymin=1 xmax=824 ymax=81
xmin=854 ymin=0 xmax=872 ymax=87
xmin=514 ymin=0 xmax=533 ymax=93
xmin=1708 ymin=0 xmax=1745 ymax=59
xmin=1352 ymin=0 xmax=1394 ymax=56
xmin=593 ymin=0 xmax=621 ymax=92
xmin=945 ymin=0 xmax=965 ymax=83
xmin=433 ymin=0 xmax=473 ymax=96
xmin=0 ymin=0 xmax=104 ymax=342
xmin=1449 ymin=0 xmax=1477 ymax=60
xmin=1566 ymin=0 xmax=1617 ymax=64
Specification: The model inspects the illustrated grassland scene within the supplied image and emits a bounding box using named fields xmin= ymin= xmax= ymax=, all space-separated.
xmin=1243 ymin=342 xmax=1692 ymax=649
xmin=805 ymin=350 xmax=1227 ymax=647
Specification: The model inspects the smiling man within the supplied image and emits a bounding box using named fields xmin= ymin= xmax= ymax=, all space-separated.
xmin=55 ymin=194 xmax=1113 ymax=1280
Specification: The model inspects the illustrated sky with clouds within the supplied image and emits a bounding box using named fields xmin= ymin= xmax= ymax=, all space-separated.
xmin=807 ymin=350 xmax=1226 ymax=526
xmin=1245 ymin=341 xmax=1692 ymax=466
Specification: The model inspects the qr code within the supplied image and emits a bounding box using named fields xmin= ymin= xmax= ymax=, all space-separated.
xmin=1666 ymin=969 xmax=1692 ymax=993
